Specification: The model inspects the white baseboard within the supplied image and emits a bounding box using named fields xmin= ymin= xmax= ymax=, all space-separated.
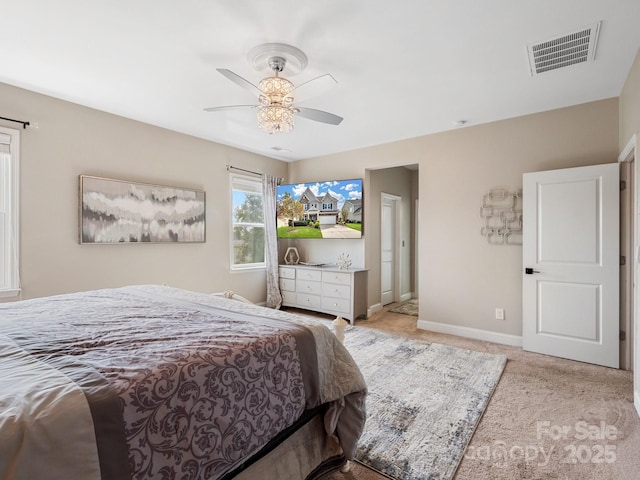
xmin=369 ymin=295 xmax=413 ymax=317
xmin=635 ymin=390 xmax=640 ymax=418
xmin=417 ymin=320 xmax=523 ymax=347
xmin=367 ymin=303 xmax=383 ymax=318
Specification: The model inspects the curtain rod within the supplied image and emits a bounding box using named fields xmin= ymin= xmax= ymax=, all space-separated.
xmin=226 ymin=164 xmax=262 ymax=177
xmin=0 ymin=116 xmax=30 ymax=129
xmin=226 ymin=164 xmax=284 ymax=183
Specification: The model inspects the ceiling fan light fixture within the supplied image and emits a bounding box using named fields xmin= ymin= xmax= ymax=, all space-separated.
xmin=207 ymin=45 xmax=341 ymax=133
xmin=257 ymin=105 xmax=294 ymax=134
xmin=258 ymin=76 xmax=294 ymax=104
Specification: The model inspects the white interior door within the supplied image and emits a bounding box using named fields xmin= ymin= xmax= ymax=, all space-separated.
xmin=381 ymin=194 xmax=397 ymax=306
xmin=523 ymin=163 xmax=619 ymax=368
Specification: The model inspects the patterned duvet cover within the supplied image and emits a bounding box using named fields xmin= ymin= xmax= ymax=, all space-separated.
xmin=0 ymin=285 xmax=366 ymax=480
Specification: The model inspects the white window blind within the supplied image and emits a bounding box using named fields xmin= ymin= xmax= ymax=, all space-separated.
xmin=0 ymin=127 xmax=20 ymax=297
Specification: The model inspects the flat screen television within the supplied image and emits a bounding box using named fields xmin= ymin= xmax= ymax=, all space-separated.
xmin=276 ymin=178 xmax=363 ymax=239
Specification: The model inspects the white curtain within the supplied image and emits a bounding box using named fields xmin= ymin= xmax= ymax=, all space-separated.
xmin=262 ymin=174 xmax=282 ymax=309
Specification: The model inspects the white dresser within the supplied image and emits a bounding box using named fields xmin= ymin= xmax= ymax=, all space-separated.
xmin=279 ymin=265 xmax=368 ymax=324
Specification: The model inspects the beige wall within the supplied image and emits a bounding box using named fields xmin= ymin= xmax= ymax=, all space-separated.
xmin=620 ymin=49 xmax=640 ymax=150
xmin=292 ymin=98 xmax=619 ymax=336
xmin=2 ymin=76 xmax=627 ymax=339
xmin=0 ymin=82 xmax=287 ymax=302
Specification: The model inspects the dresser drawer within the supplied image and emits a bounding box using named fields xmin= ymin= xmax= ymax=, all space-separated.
xmin=322 ymin=271 xmax=351 ymax=285
xmin=280 ymin=278 xmax=295 ymax=292
xmin=297 ymin=279 xmax=322 ymax=296
xmin=281 ymin=290 xmax=296 ymax=305
xmin=321 ymin=297 xmax=351 ymax=315
xmin=279 ymin=267 xmax=296 ymax=279
xmin=322 ymin=282 xmax=350 ymax=300
xmin=297 ymin=269 xmax=322 ymax=282
xmin=297 ymin=293 xmax=322 ymax=309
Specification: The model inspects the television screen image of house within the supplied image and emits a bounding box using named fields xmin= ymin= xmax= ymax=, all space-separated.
xmin=276 ymin=179 xmax=363 ymax=239
xmin=80 ymin=176 xmax=205 ymax=244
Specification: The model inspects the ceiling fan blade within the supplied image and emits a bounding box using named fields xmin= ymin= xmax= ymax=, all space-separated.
xmin=295 ymin=107 xmax=343 ymax=126
xmin=216 ymin=68 xmax=263 ymax=97
xmin=203 ymin=105 xmax=257 ymax=112
xmin=288 ymin=74 xmax=337 ymax=101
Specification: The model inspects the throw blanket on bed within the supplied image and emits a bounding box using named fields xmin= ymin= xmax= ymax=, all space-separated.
xmin=0 ymin=285 xmax=366 ymax=480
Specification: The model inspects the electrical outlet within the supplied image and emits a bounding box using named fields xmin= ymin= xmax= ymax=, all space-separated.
xmin=495 ymin=308 xmax=505 ymax=320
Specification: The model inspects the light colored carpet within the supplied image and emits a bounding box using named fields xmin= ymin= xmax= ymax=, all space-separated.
xmin=317 ymin=306 xmax=640 ymax=480
xmin=342 ymin=327 xmax=505 ymax=479
xmin=388 ymin=299 xmax=418 ymax=316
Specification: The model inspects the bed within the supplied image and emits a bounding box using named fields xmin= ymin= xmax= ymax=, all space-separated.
xmin=0 ymin=285 xmax=367 ymax=480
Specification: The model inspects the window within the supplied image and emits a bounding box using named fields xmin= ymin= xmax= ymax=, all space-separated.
xmin=231 ymin=174 xmax=265 ymax=269
xmin=0 ymin=127 xmax=20 ymax=297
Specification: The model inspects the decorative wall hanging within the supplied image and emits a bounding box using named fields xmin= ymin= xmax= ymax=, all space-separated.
xmin=79 ymin=175 xmax=205 ymax=244
xmin=480 ymin=187 xmax=522 ymax=245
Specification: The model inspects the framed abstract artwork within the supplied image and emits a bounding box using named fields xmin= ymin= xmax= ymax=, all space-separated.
xmin=79 ymin=175 xmax=205 ymax=244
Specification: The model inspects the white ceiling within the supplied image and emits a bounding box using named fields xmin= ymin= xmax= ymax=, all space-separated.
xmin=2 ymin=1 xmax=639 ymax=161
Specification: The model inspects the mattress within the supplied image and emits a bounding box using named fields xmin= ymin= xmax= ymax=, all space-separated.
xmin=0 ymin=285 xmax=367 ymax=480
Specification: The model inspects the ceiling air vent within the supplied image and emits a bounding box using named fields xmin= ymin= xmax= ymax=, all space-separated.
xmin=527 ymin=21 xmax=601 ymax=76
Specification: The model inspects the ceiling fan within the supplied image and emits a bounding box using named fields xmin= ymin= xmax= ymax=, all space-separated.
xmin=204 ymin=43 xmax=343 ymax=134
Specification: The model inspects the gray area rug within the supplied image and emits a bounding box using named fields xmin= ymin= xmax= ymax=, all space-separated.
xmin=388 ymin=299 xmax=418 ymax=316
xmin=343 ymin=327 xmax=506 ymax=480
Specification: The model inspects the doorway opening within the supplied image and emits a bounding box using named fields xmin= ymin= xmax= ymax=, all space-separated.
xmin=366 ymin=164 xmax=418 ymax=315
xmin=618 ymin=134 xmax=638 ymax=417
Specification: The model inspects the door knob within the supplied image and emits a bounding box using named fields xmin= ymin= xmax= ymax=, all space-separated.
xmin=525 ymin=267 xmax=540 ymax=274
